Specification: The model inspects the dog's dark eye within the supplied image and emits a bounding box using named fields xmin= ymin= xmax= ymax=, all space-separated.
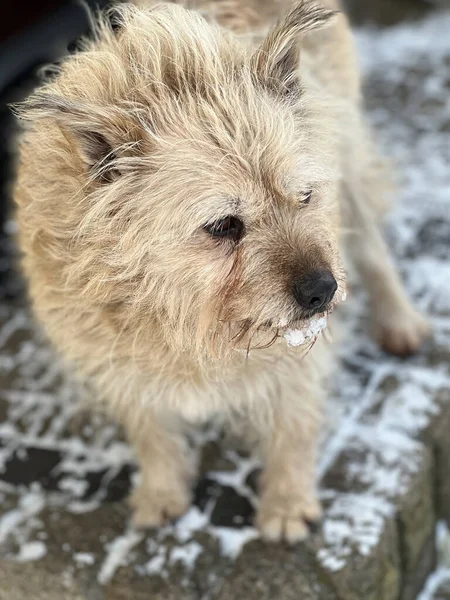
xmin=300 ymin=189 xmax=313 ymax=205
xmin=204 ymin=216 xmax=244 ymax=242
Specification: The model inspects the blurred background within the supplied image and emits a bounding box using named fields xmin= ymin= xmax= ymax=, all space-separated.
xmin=0 ymin=0 xmax=110 ymax=299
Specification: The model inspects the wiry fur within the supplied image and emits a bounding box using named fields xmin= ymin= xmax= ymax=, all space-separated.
xmin=13 ymin=0 xmax=429 ymax=541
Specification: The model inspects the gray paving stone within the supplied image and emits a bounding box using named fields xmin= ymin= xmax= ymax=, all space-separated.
xmin=216 ymin=542 xmax=339 ymax=600
xmin=434 ymin=580 xmax=450 ymax=600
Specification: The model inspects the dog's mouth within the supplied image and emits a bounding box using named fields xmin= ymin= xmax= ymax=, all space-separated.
xmin=257 ymin=313 xmax=329 ymax=347
xmin=227 ymin=288 xmax=346 ymax=352
xmin=255 ymin=289 xmax=347 ymax=348
xmin=282 ymin=314 xmax=329 ymax=347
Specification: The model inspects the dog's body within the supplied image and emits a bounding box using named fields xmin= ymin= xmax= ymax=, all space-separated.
xmin=14 ymin=0 xmax=429 ymax=542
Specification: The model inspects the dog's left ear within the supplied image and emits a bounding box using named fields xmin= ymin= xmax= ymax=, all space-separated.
xmin=14 ymin=93 xmax=146 ymax=181
xmin=252 ymin=0 xmax=336 ymax=95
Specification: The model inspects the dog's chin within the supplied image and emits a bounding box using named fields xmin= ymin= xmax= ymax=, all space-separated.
xmin=257 ymin=298 xmax=339 ymax=336
xmin=260 ymin=315 xmax=324 ymax=333
xmin=222 ymin=292 xmax=345 ymax=353
xmin=224 ymin=311 xmax=328 ymax=354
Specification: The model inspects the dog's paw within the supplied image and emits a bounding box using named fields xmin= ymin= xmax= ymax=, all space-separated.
xmin=256 ymin=496 xmax=323 ymax=544
xmin=130 ymin=482 xmax=191 ymax=529
xmin=375 ymin=305 xmax=431 ymax=357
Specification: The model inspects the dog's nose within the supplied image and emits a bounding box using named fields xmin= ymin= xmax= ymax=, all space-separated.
xmin=292 ymin=269 xmax=337 ymax=314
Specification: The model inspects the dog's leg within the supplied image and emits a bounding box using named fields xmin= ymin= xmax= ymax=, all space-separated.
xmin=122 ymin=407 xmax=195 ymax=527
xmin=342 ymin=173 xmax=430 ymax=356
xmin=256 ymin=369 xmax=323 ymax=543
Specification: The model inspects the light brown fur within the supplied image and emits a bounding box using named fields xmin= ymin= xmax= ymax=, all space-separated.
xmin=13 ymin=0 xmax=429 ymax=541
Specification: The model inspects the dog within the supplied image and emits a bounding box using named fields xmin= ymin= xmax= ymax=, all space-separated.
xmin=13 ymin=0 xmax=430 ymax=543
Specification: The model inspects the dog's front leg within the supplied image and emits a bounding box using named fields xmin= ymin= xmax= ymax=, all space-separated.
xmin=120 ymin=406 xmax=196 ymax=528
xmin=256 ymin=373 xmax=323 ymax=544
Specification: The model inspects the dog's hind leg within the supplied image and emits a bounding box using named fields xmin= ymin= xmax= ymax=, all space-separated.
xmin=342 ymin=156 xmax=430 ymax=356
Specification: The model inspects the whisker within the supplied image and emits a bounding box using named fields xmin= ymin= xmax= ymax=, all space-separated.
xmin=251 ymin=329 xmax=279 ymax=351
xmin=300 ymin=334 xmax=321 ymax=359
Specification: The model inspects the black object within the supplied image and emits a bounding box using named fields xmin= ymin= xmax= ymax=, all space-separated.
xmin=292 ymin=269 xmax=338 ymax=314
xmin=0 ymin=0 xmax=112 ymax=297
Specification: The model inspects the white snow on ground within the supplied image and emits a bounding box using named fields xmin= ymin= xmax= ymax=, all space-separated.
xmin=16 ymin=540 xmax=47 ymax=562
xmin=209 ymin=527 xmax=260 ymax=559
xmin=73 ymin=552 xmax=96 ymax=566
xmin=0 ymin=491 xmax=45 ymax=544
xmin=169 ymin=541 xmax=203 ymax=569
xmin=97 ymin=529 xmax=144 ymax=585
xmin=0 ymin=8 xmax=449 ymax=590
xmin=417 ymin=523 xmax=450 ymax=600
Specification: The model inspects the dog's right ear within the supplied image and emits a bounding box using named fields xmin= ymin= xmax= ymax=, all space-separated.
xmin=251 ymin=0 xmax=336 ymax=95
xmin=14 ymin=94 xmax=146 ymax=181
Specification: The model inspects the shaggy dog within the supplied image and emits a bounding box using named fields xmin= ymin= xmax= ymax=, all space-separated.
xmin=13 ymin=0 xmax=429 ymax=542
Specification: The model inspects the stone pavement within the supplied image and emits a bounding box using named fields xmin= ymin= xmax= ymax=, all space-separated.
xmin=1 ymin=3 xmax=450 ymax=599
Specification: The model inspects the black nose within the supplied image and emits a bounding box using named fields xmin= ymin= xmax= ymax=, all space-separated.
xmin=292 ymin=269 xmax=337 ymax=314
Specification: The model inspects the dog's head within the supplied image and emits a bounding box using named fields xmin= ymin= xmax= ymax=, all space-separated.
xmin=19 ymin=1 xmax=346 ymax=362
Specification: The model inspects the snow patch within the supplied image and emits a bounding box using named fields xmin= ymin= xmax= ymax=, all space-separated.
xmin=210 ymin=527 xmax=259 ymax=559
xmin=74 ymin=552 xmax=96 ymax=566
xmin=169 ymin=541 xmax=203 ymax=569
xmin=143 ymin=552 xmax=167 ymax=576
xmin=417 ymin=522 xmax=450 ymax=600
xmin=284 ymin=316 xmax=328 ymax=347
xmin=16 ymin=541 xmax=47 ymax=562
xmin=97 ymin=529 xmax=143 ymax=585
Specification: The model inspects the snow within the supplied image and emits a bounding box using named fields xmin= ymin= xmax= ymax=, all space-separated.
xmin=143 ymin=553 xmax=167 ymax=576
xmin=417 ymin=523 xmax=450 ymax=600
xmin=97 ymin=529 xmax=144 ymax=585
xmin=74 ymin=552 xmax=96 ymax=566
xmin=284 ymin=329 xmax=306 ymax=347
xmin=16 ymin=541 xmax=47 ymax=562
xmin=209 ymin=527 xmax=259 ymax=559
xmin=207 ymin=452 xmax=260 ymax=501
xmin=0 ymin=492 xmax=45 ymax=544
xmin=169 ymin=541 xmax=203 ymax=569
xmin=173 ymin=507 xmax=210 ymax=543
xmin=284 ymin=316 xmax=328 ymax=347
xmin=58 ymin=477 xmax=89 ymax=498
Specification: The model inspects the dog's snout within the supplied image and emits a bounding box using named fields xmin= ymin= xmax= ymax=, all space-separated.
xmin=292 ymin=269 xmax=337 ymax=314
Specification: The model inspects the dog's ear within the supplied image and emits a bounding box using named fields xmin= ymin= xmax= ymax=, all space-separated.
xmin=252 ymin=0 xmax=336 ymax=95
xmin=15 ymin=94 xmax=146 ymax=181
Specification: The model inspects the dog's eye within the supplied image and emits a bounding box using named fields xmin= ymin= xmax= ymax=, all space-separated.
xmin=300 ymin=189 xmax=313 ymax=205
xmin=204 ymin=216 xmax=244 ymax=242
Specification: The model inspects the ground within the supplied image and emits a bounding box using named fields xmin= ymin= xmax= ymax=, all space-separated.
xmin=1 ymin=2 xmax=450 ymax=599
